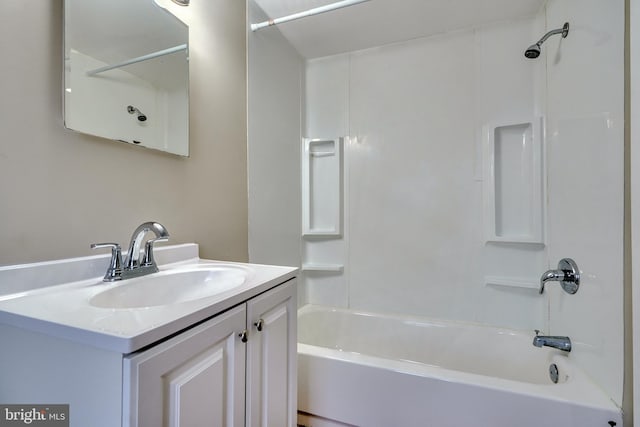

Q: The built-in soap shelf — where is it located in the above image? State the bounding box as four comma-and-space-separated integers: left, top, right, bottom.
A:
484, 275, 539, 290
482, 118, 544, 245
302, 137, 344, 237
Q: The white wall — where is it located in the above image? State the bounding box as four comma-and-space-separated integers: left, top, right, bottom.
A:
247, 0, 303, 303
304, 19, 549, 330
0, 0, 248, 266
545, 0, 625, 408
164, 87, 189, 154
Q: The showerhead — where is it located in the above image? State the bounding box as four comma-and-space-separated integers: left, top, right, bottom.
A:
524, 22, 569, 59
524, 44, 541, 59
127, 105, 147, 122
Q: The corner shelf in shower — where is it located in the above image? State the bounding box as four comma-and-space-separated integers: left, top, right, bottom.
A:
482, 118, 545, 245
301, 263, 344, 272
302, 137, 344, 238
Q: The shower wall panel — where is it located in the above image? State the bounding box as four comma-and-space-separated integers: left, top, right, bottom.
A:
305, 19, 547, 329
545, 0, 624, 407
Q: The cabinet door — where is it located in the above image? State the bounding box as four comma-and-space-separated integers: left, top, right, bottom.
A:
246, 279, 297, 427
123, 305, 247, 427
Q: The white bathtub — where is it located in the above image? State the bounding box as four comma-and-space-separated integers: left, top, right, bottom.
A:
297, 305, 622, 427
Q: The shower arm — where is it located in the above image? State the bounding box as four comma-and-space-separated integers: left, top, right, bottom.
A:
534, 23, 570, 47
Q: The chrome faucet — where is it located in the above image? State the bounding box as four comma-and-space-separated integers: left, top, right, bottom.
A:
124, 222, 170, 270
533, 330, 571, 352
539, 258, 580, 294
91, 221, 169, 282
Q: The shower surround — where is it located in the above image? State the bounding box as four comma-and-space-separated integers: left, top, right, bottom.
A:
248, 0, 625, 418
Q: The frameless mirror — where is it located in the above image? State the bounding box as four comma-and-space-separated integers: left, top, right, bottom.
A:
64, 0, 189, 156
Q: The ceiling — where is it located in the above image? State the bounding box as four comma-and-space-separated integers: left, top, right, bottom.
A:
252, 0, 546, 58
65, 0, 188, 89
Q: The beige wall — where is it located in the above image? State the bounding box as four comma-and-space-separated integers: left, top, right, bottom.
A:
0, 0, 248, 266
247, 0, 302, 268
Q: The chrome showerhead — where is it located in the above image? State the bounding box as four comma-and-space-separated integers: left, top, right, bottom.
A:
524, 22, 569, 59
524, 44, 541, 59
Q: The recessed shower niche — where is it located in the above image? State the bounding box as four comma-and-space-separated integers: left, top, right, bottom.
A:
483, 118, 544, 244
302, 138, 344, 237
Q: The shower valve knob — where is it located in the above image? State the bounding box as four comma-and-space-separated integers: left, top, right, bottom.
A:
539, 258, 580, 294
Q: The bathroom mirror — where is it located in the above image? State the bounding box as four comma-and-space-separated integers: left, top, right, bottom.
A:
64, 0, 189, 156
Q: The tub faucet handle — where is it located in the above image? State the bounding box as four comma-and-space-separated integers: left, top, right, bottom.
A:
539, 258, 580, 295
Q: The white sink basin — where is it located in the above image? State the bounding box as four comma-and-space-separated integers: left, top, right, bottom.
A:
89, 265, 251, 309
0, 244, 298, 353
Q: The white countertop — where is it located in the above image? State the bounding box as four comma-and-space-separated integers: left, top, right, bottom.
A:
0, 245, 297, 354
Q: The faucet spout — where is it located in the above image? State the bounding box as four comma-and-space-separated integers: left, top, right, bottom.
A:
125, 221, 170, 270
532, 332, 572, 352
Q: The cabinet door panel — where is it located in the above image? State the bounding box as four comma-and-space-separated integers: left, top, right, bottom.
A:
246, 279, 297, 427
124, 305, 246, 427
165, 346, 225, 426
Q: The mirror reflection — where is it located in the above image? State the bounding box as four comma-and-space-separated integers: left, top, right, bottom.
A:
64, 0, 189, 156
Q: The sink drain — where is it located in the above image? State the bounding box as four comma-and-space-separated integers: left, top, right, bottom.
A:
549, 363, 559, 383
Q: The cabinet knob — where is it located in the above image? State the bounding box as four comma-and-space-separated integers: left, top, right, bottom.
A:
254, 319, 264, 332
239, 330, 248, 343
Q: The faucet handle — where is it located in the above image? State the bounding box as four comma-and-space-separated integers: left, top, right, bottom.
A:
535, 329, 540, 336
141, 237, 168, 268
91, 242, 119, 250
539, 258, 580, 295
91, 243, 123, 282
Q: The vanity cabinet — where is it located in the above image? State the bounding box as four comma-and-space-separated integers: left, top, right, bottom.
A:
0, 278, 296, 427
123, 279, 297, 427
123, 305, 247, 427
